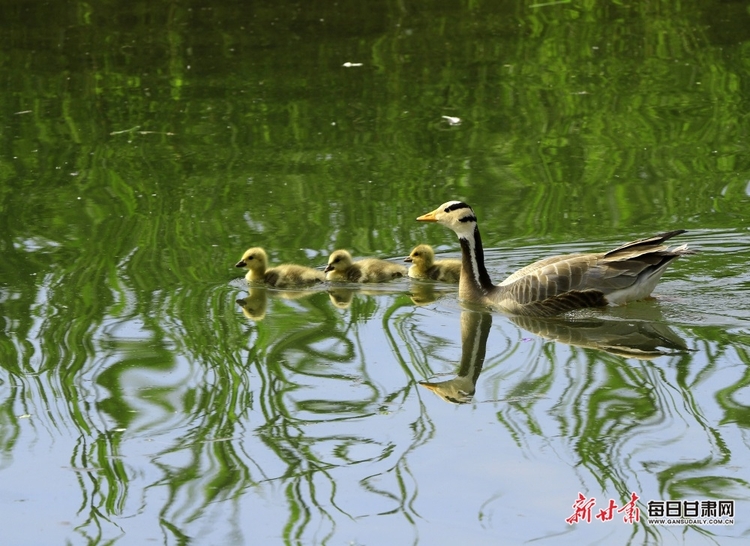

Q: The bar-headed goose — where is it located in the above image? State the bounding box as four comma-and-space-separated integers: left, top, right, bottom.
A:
235, 247, 325, 288
417, 201, 695, 316
325, 249, 407, 283
405, 244, 462, 283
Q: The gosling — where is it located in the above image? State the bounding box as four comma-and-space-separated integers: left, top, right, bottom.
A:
325, 249, 407, 283
405, 244, 462, 283
235, 247, 325, 288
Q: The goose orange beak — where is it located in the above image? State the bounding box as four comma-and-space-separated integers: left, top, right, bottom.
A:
416, 210, 438, 222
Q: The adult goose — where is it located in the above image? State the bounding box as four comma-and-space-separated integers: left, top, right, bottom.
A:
405, 244, 462, 283
235, 247, 325, 288
325, 249, 407, 283
417, 201, 694, 316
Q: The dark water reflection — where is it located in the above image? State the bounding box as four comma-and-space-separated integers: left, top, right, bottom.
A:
2, 0, 750, 544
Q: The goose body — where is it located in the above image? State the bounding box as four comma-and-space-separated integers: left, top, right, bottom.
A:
417, 201, 695, 316
235, 247, 325, 288
405, 244, 462, 283
325, 249, 407, 283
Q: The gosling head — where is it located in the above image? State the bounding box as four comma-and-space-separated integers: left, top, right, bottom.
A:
417, 201, 477, 239
235, 247, 269, 273
405, 244, 435, 267
325, 249, 354, 273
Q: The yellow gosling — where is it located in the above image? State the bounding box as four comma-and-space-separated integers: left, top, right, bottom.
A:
324, 249, 407, 283
405, 244, 461, 283
235, 247, 325, 288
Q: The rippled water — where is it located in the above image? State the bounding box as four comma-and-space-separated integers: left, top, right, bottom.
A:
5, 228, 750, 545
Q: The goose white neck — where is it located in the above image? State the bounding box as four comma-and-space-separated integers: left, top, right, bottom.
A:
458, 226, 495, 296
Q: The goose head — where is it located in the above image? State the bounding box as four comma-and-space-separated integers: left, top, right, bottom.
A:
417, 201, 477, 239
405, 244, 435, 267
324, 249, 354, 274
235, 247, 268, 274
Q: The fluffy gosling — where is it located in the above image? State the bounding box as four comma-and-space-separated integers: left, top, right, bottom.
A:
325, 249, 407, 283
235, 247, 325, 288
405, 244, 462, 283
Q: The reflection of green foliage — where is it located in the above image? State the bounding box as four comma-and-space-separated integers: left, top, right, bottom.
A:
1, 0, 748, 257
716, 358, 750, 427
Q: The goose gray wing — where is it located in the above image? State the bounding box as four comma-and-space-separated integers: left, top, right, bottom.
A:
496, 230, 694, 313
498, 253, 603, 303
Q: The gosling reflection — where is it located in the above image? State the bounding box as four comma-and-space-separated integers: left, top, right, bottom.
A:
236, 288, 267, 321
328, 287, 358, 309
327, 286, 409, 309
420, 310, 492, 404
408, 281, 456, 306
329, 282, 454, 308
511, 315, 690, 359
236, 287, 322, 321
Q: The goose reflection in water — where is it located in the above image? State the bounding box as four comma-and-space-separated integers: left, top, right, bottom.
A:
511, 314, 691, 360
420, 310, 492, 404
421, 310, 692, 404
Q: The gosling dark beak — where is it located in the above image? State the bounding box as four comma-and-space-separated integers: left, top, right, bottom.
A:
235, 260, 246, 268
404, 256, 413, 263
324, 264, 334, 273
